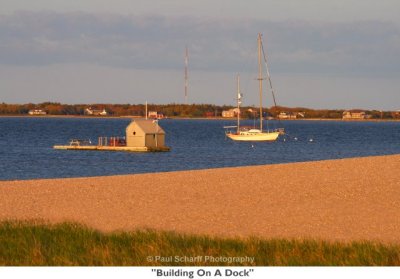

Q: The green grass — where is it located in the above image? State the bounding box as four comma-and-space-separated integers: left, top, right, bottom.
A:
0, 221, 399, 266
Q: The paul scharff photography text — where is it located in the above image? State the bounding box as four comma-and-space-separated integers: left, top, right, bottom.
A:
147, 255, 255, 264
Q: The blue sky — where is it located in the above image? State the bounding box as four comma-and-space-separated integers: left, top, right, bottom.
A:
0, 1, 399, 109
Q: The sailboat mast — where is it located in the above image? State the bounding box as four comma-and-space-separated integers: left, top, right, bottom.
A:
184, 46, 189, 104
258, 33, 263, 131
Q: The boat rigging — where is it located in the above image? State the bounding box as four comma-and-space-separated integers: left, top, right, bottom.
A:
224, 33, 284, 142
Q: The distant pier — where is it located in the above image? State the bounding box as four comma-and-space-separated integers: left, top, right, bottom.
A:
53, 145, 170, 152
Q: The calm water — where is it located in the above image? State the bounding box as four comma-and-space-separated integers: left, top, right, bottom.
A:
1, 117, 399, 180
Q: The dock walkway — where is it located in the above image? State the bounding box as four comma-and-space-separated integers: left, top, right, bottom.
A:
53, 145, 170, 152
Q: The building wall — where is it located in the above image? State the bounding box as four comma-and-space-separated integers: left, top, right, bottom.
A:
343, 112, 366, 119
126, 134, 146, 147
148, 111, 158, 118
222, 110, 235, 117
144, 134, 165, 148
126, 123, 145, 147
28, 110, 46, 115
125, 121, 165, 147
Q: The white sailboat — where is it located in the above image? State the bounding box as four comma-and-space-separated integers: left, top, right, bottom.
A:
225, 33, 283, 142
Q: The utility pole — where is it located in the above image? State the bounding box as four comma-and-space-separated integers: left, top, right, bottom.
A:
145, 101, 148, 120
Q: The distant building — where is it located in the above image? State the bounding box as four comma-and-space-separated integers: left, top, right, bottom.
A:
342, 110, 366, 119
204, 112, 215, 118
246, 108, 258, 118
277, 112, 304, 119
222, 110, 234, 118
222, 108, 240, 118
125, 120, 165, 148
148, 111, 164, 119
278, 112, 294, 119
85, 108, 108, 116
28, 109, 47, 115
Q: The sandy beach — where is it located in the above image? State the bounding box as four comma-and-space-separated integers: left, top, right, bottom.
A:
1, 154, 399, 243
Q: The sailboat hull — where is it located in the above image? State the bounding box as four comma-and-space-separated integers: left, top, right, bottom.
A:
226, 131, 279, 141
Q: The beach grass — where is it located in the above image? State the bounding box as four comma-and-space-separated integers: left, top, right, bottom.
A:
0, 221, 399, 266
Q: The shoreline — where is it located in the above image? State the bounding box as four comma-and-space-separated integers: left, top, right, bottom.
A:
1, 114, 399, 122
1, 153, 399, 182
1, 154, 400, 243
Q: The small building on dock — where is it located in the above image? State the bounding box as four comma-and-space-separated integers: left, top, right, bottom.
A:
54, 118, 169, 152
126, 119, 165, 148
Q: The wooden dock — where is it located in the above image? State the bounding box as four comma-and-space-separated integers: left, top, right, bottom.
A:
53, 145, 170, 152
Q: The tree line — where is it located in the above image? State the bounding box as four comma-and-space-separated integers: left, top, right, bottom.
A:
0, 102, 398, 119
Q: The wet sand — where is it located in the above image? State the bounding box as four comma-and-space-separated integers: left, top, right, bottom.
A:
1, 154, 399, 243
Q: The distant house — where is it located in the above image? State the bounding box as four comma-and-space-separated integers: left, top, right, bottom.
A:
246, 108, 258, 117
204, 111, 215, 118
125, 119, 165, 148
85, 108, 108, 116
28, 109, 46, 115
277, 112, 304, 119
222, 110, 234, 118
278, 112, 295, 119
222, 108, 240, 118
148, 111, 164, 119
342, 110, 367, 120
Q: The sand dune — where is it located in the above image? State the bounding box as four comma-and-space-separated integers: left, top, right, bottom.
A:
1, 155, 399, 243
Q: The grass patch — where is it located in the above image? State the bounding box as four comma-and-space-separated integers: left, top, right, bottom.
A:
0, 221, 399, 266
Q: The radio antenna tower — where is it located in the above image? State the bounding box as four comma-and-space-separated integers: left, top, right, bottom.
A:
184, 46, 189, 104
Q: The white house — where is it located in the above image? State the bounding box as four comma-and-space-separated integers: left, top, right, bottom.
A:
222, 108, 240, 118
342, 110, 366, 119
85, 108, 108, 116
28, 109, 47, 115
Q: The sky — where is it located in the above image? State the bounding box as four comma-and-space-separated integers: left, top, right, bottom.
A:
0, 0, 399, 109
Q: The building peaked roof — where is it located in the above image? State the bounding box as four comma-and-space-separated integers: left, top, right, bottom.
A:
127, 119, 165, 134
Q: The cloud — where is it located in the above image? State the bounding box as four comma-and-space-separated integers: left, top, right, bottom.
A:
0, 11, 399, 76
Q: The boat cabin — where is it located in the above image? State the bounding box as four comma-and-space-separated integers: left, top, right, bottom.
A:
125, 120, 165, 148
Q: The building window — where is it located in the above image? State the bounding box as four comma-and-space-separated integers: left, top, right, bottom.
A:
133, 131, 136, 135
